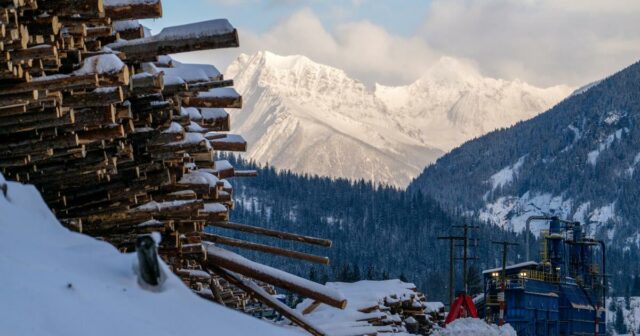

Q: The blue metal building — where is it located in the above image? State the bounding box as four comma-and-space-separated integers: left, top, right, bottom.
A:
481, 217, 606, 335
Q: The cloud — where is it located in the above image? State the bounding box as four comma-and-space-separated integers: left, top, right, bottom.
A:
177, 1, 640, 87
177, 8, 439, 86
421, 0, 640, 86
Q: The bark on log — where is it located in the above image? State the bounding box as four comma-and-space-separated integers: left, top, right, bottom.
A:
202, 233, 330, 265
204, 244, 346, 309
207, 221, 332, 247
209, 265, 327, 336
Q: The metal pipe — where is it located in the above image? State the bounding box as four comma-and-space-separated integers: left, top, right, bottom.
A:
525, 216, 553, 261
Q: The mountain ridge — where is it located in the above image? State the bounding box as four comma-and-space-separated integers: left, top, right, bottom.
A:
226, 51, 573, 187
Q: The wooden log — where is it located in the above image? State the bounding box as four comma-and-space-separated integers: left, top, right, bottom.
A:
0, 74, 99, 95
209, 265, 327, 336
104, 0, 162, 20
108, 20, 239, 62
202, 233, 330, 265
37, 0, 104, 16
10, 44, 57, 62
62, 86, 123, 108
207, 221, 332, 247
205, 244, 346, 309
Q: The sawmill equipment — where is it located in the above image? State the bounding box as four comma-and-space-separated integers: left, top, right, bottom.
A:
481, 216, 606, 335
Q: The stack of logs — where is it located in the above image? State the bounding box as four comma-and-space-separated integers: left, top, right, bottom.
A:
0, 1, 342, 335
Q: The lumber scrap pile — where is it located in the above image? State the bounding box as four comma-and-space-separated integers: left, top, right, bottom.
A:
295, 280, 441, 335
0, 1, 340, 334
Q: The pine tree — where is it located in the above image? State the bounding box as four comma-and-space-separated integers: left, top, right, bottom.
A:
615, 305, 628, 334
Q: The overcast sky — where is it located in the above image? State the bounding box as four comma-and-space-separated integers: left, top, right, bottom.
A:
144, 0, 640, 87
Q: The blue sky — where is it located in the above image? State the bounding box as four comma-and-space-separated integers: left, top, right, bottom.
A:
143, 0, 640, 87
144, 1, 430, 37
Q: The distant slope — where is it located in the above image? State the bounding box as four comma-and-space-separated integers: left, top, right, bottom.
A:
410, 60, 640, 249
225, 51, 571, 187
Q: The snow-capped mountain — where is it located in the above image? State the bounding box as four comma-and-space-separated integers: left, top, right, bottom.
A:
226, 51, 572, 187
410, 60, 640, 248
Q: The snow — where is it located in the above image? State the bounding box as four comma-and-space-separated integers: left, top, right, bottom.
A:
224, 51, 570, 187
162, 121, 184, 133
482, 261, 538, 274
74, 54, 125, 75
202, 203, 227, 213
181, 107, 203, 120
489, 156, 526, 191
587, 129, 625, 166
0, 175, 301, 336
179, 170, 219, 187
166, 132, 209, 147
294, 280, 421, 336
108, 19, 234, 49
198, 87, 240, 98
205, 244, 345, 302
432, 318, 517, 336
134, 199, 197, 212
201, 108, 228, 120
112, 20, 140, 31
210, 134, 245, 144
607, 297, 640, 335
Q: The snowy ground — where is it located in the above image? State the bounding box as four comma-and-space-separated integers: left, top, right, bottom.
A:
0, 175, 301, 336
432, 318, 517, 336
607, 297, 640, 335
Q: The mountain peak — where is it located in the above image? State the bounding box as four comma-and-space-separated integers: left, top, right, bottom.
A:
418, 56, 483, 85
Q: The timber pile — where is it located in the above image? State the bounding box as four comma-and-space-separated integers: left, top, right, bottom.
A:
296, 280, 441, 335
0, 1, 340, 335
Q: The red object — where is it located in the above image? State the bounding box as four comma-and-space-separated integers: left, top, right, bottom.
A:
445, 292, 478, 324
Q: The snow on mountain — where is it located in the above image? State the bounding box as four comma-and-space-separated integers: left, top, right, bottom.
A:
226, 51, 571, 187
375, 57, 572, 151
0, 175, 300, 336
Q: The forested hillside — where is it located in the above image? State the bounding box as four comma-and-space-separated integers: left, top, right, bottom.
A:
215, 155, 531, 302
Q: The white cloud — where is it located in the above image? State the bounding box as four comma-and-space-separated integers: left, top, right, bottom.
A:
178, 1, 640, 87
421, 0, 640, 86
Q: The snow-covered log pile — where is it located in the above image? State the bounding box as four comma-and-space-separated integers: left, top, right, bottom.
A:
431, 318, 516, 336
0, 1, 337, 334
295, 280, 443, 335
0, 174, 301, 336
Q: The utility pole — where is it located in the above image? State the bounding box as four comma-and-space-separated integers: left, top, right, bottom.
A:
491, 240, 518, 326
438, 235, 464, 307
453, 224, 479, 294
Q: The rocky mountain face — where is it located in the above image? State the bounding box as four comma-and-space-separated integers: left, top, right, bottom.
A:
226, 51, 571, 187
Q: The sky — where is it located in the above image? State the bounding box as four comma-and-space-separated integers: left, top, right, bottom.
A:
143, 0, 640, 88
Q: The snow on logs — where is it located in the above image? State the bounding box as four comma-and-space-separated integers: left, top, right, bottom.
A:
205, 244, 347, 309
108, 19, 238, 62
0, 0, 342, 332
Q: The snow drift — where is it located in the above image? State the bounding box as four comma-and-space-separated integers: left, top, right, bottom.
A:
432, 318, 517, 336
0, 174, 300, 336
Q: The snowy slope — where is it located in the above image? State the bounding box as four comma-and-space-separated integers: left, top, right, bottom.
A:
0, 175, 301, 336
226, 51, 571, 187
607, 297, 640, 336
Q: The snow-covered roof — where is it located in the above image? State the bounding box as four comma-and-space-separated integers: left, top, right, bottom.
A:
482, 261, 538, 274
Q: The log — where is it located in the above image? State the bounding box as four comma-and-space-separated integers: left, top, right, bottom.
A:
37, 0, 104, 16
204, 244, 346, 309
108, 20, 239, 62
207, 221, 332, 247
104, 0, 162, 20
202, 233, 330, 265
0, 74, 99, 95
209, 265, 327, 336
